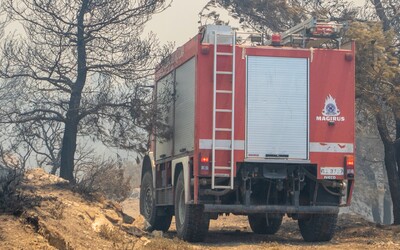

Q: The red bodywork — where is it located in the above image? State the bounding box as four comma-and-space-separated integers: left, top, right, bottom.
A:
154, 33, 355, 204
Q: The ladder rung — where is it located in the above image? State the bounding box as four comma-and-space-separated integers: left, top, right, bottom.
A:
216, 71, 233, 75
216, 52, 233, 56
214, 173, 230, 177
215, 128, 232, 132
214, 186, 232, 189
215, 33, 234, 37
216, 109, 232, 113
214, 166, 231, 170
214, 146, 231, 150
216, 89, 233, 94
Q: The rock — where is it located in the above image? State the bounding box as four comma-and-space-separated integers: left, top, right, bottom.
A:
105, 210, 121, 224
85, 211, 96, 221
26, 174, 35, 180
133, 240, 144, 250
104, 201, 123, 213
121, 225, 144, 237
143, 220, 151, 231
131, 188, 140, 199
113, 203, 123, 213
91, 216, 113, 232
133, 215, 149, 231
122, 213, 134, 224
152, 230, 163, 237
140, 236, 151, 245
39, 175, 48, 181
391, 225, 400, 233
133, 236, 151, 250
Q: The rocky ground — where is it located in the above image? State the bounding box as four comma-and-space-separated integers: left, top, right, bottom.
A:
125, 198, 400, 249
0, 169, 142, 250
1, 169, 400, 249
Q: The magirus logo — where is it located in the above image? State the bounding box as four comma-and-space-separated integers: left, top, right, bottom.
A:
316, 94, 345, 122
322, 95, 340, 116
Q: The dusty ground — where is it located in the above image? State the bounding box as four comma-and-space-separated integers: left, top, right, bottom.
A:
124, 198, 400, 249
1, 169, 400, 249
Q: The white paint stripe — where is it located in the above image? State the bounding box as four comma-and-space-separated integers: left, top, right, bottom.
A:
199, 139, 245, 150
200, 140, 353, 153
310, 142, 354, 153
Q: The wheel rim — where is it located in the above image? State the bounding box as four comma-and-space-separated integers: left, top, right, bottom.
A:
178, 188, 186, 224
144, 187, 152, 216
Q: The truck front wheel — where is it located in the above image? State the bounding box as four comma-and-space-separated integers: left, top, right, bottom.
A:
174, 171, 210, 242
248, 214, 283, 235
298, 213, 338, 242
139, 171, 172, 232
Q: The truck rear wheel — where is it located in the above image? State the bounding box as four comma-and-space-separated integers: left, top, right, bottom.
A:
248, 214, 283, 235
298, 213, 338, 242
140, 171, 172, 232
174, 172, 210, 242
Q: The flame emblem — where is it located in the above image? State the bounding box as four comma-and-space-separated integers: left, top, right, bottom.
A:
322, 94, 340, 116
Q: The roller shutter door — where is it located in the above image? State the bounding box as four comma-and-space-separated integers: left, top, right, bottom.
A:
246, 56, 309, 160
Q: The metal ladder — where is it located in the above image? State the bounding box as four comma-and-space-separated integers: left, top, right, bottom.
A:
211, 30, 236, 189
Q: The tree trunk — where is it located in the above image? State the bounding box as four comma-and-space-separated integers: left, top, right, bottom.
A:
383, 188, 393, 224
59, 0, 89, 183
373, 0, 391, 32
369, 169, 382, 223
60, 116, 79, 182
50, 162, 60, 175
395, 114, 400, 183
371, 199, 382, 224
376, 113, 400, 224
373, 0, 400, 225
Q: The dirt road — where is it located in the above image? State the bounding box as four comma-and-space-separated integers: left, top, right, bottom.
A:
122, 199, 400, 249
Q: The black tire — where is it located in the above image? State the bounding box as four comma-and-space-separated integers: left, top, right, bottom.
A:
298, 213, 338, 242
140, 171, 172, 232
248, 214, 283, 235
174, 172, 210, 242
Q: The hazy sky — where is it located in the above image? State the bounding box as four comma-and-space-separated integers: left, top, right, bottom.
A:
145, 0, 209, 46
146, 0, 366, 46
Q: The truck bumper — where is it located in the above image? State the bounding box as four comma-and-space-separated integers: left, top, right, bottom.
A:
203, 204, 339, 214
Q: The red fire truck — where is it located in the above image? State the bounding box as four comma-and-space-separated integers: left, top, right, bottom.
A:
140, 17, 355, 242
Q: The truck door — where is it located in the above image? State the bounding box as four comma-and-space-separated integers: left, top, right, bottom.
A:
246, 56, 309, 160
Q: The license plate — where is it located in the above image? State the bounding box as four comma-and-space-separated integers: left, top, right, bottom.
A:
320, 167, 344, 175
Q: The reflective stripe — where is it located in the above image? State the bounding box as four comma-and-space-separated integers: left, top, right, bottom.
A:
310, 142, 353, 153
199, 139, 245, 150
200, 140, 353, 153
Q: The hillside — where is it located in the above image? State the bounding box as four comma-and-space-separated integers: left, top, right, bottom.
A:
1, 169, 400, 249
0, 169, 145, 249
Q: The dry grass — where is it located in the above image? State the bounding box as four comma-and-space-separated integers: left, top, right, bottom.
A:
99, 224, 124, 242
75, 160, 132, 202
49, 201, 66, 220
0, 169, 24, 214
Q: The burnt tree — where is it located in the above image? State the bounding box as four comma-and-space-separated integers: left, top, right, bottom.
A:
0, 0, 172, 182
